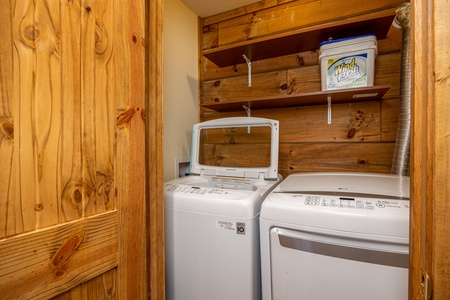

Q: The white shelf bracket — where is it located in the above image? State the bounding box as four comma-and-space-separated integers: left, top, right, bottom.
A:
327, 96, 332, 125
243, 105, 251, 133
242, 54, 252, 87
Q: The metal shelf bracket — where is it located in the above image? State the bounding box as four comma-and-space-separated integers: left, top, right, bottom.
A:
243, 105, 251, 133
242, 54, 252, 87
327, 96, 332, 124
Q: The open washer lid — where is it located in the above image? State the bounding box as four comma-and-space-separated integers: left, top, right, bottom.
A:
190, 117, 279, 179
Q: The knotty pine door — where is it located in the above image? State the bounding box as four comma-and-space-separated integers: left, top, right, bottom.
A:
0, 0, 159, 298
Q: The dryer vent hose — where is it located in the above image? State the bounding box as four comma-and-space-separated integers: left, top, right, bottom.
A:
391, 2, 411, 176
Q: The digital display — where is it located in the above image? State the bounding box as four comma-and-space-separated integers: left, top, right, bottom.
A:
339, 197, 355, 201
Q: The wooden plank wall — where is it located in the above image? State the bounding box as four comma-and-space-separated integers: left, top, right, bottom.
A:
0, 0, 147, 298
200, 0, 406, 178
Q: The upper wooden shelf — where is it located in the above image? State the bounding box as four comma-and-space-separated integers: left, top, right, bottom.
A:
201, 85, 390, 112
203, 12, 396, 68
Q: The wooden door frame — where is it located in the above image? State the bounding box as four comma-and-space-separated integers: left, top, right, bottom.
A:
146, 0, 165, 298
410, 0, 433, 298
143, 0, 450, 298
411, 0, 450, 299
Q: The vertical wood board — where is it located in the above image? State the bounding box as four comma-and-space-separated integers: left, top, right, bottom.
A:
147, 0, 166, 297
432, 0, 450, 297
113, 0, 147, 298
81, 0, 116, 217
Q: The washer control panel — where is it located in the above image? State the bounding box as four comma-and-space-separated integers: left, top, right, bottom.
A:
166, 184, 228, 196
286, 194, 410, 212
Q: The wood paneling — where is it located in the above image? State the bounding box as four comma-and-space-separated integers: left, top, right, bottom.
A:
203, 0, 297, 26
279, 143, 395, 174
202, 27, 402, 81
204, 2, 402, 50
200, 0, 404, 178
204, 13, 396, 68
202, 52, 400, 106
201, 86, 390, 112
0, 0, 86, 234
203, 70, 287, 104
203, 101, 383, 141
201, 144, 272, 168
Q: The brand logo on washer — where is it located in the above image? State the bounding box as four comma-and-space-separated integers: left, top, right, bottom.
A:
236, 222, 245, 235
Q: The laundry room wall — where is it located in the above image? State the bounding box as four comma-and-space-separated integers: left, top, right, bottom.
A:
163, 0, 199, 181
199, 0, 405, 179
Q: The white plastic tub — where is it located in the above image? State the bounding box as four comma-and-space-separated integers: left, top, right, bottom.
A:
319, 34, 378, 90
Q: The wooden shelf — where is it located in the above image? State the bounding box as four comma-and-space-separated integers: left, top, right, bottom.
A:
201, 85, 390, 112
203, 12, 396, 68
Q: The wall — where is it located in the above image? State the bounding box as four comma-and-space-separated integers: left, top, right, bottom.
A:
163, 0, 199, 181
199, 0, 405, 178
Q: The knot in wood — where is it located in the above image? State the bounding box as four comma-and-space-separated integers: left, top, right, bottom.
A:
96, 171, 114, 198
117, 108, 136, 126
203, 25, 215, 33
25, 26, 39, 41
0, 118, 14, 142
62, 181, 88, 217
68, 188, 84, 211
95, 22, 109, 55
50, 233, 85, 269
297, 55, 305, 66
347, 128, 356, 139
73, 189, 82, 203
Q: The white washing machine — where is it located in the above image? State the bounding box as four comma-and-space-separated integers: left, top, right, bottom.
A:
260, 172, 410, 300
165, 117, 281, 300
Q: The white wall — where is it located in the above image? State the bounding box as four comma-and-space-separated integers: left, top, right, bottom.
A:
163, 0, 199, 181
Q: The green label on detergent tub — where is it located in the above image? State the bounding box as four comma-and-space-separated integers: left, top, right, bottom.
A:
327, 53, 367, 89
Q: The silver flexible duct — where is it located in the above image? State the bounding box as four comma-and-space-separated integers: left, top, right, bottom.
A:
391, 3, 411, 175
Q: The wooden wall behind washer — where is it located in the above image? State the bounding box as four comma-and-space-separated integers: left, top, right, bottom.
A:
199, 0, 405, 178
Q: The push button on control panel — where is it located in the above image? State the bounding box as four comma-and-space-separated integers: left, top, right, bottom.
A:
305, 196, 320, 206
